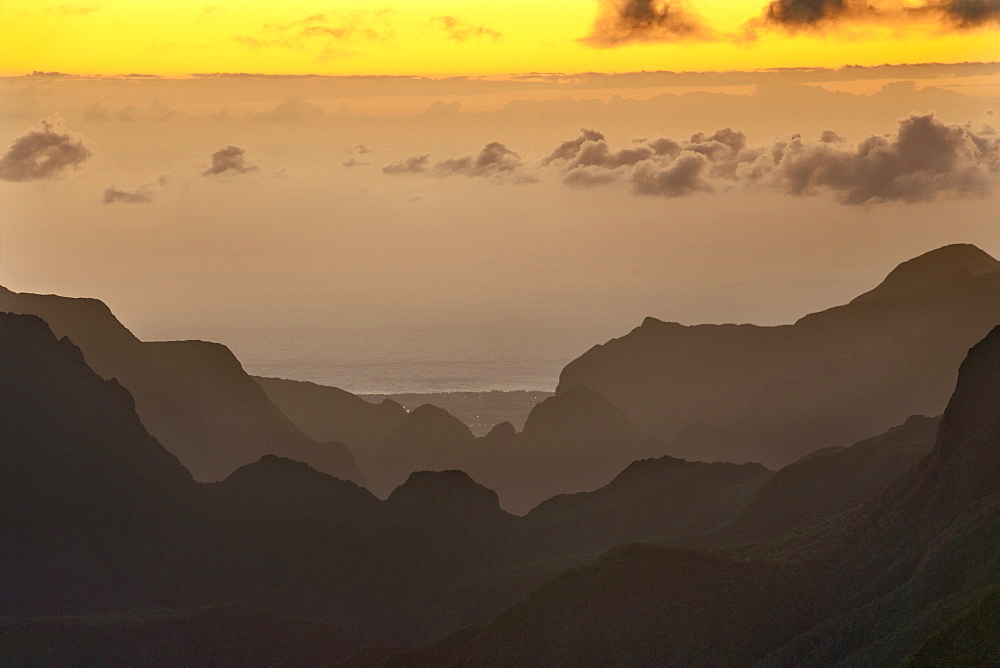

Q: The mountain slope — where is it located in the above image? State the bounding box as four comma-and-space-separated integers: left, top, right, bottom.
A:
395, 325, 1000, 665
0, 289, 361, 484
557, 244, 1000, 467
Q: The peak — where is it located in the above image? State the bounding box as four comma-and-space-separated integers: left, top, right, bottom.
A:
485, 421, 517, 441
852, 244, 1000, 304
396, 404, 472, 437
386, 469, 502, 511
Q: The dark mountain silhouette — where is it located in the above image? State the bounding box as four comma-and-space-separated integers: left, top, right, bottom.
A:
714, 414, 938, 545
254, 375, 406, 477
375, 405, 480, 495
388, 325, 1000, 665
0, 312, 196, 615
0, 288, 362, 484
0, 605, 375, 666
903, 587, 1000, 665
469, 386, 654, 514
5, 308, 997, 664
557, 244, 1000, 467
851, 243, 999, 303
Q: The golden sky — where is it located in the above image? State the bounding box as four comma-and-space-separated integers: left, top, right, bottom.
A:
1, 0, 997, 77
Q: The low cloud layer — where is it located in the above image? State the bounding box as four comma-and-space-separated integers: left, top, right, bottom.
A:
0, 121, 91, 182
103, 186, 153, 204
543, 114, 1000, 203
384, 143, 529, 181
203, 145, 257, 176
584, 0, 712, 45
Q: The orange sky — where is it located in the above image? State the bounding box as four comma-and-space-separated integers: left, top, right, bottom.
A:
1, 0, 998, 76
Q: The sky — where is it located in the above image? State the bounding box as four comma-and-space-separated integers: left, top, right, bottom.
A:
0, 1, 999, 392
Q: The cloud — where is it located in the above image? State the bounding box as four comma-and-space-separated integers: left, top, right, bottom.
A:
752, 0, 1000, 32
768, 113, 999, 203
342, 158, 368, 168
382, 155, 430, 175
0, 120, 91, 182
383, 143, 531, 182
431, 16, 501, 41
234, 11, 393, 59
761, 0, 860, 27
543, 114, 1000, 203
543, 128, 608, 165
256, 96, 325, 122
343, 144, 373, 154
631, 152, 713, 196
939, 0, 1000, 27
433, 142, 524, 177
103, 186, 153, 204
203, 145, 257, 176
583, 0, 714, 46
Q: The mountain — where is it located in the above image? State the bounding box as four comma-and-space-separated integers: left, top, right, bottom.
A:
6, 308, 993, 664
0, 605, 375, 666
851, 243, 1000, 303
374, 405, 480, 495
903, 587, 1000, 665
0, 312, 196, 615
557, 244, 1000, 467
714, 414, 938, 545
468, 386, 654, 514
254, 375, 406, 477
392, 325, 1000, 664
0, 288, 362, 484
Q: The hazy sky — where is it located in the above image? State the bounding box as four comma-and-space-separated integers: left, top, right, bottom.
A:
0, 2, 998, 391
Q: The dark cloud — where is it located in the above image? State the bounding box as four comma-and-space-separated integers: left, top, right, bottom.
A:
431, 16, 501, 41
542, 128, 607, 165
203, 145, 257, 176
382, 155, 430, 175
434, 142, 524, 178
542, 113, 999, 203
544, 127, 743, 192
103, 186, 153, 204
762, 0, 856, 26
769, 113, 999, 203
343, 144, 372, 154
0, 120, 91, 182
342, 157, 367, 168
940, 0, 1000, 26
631, 152, 713, 196
584, 0, 713, 46
383, 143, 528, 181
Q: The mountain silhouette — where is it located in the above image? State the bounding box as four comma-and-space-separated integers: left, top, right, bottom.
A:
851, 243, 1000, 304
4, 309, 995, 663
714, 414, 938, 545
0, 288, 362, 484
254, 375, 406, 480
557, 244, 1000, 467
401, 325, 1000, 664
0, 312, 196, 615
375, 405, 479, 495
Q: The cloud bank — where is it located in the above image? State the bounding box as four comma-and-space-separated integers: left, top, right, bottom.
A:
0, 120, 91, 182
543, 114, 1000, 203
